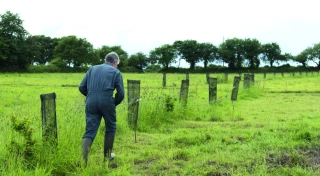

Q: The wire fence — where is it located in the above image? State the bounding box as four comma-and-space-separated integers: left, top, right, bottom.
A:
2, 71, 320, 147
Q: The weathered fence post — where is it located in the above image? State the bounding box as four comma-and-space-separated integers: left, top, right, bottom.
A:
281, 72, 284, 77
244, 73, 250, 89
239, 72, 242, 80
179, 80, 189, 107
162, 72, 166, 87
208, 77, 217, 103
231, 76, 240, 101
40, 92, 58, 147
127, 80, 140, 142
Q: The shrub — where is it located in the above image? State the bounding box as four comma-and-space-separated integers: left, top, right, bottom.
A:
8, 116, 36, 161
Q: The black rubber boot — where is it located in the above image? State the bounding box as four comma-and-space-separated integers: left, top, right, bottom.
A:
104, 134, 115, 162
82, 138, 92, 166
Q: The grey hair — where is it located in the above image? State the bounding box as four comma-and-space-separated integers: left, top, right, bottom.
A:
105, 52, 120, 64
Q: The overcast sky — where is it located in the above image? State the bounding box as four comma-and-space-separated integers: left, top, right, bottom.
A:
1, 0, 320, 66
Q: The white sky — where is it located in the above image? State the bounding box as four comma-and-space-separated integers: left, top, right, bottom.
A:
1, 0, 320, 66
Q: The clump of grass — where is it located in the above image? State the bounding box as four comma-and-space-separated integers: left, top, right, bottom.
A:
266, 149, 308, 168
172, 150, 190, 161
238, 85, 265, 100
164, 94, 176, 112
209, 116, 223, 122
295, 131, 312, 142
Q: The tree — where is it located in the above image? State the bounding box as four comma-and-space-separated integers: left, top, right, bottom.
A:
278, 53, 293, 66
294, 48, 310, 67
261, 43, 281, 67
218, 38, 244, 69
54, 36, 96, 67
49, 57, 67, 68
173, 40, 201, 70
0, 35, 9, 63
242, 38, 261, 69
96, 45, 128, 68
0, 11, 29, 69
308, 43, 320, 68
149, 44, 177, 70
198, 42, 218, 70
26, 35, 59, 65
128, 52, 149, 71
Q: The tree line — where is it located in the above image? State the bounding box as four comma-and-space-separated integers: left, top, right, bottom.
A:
1, 11, 320, 73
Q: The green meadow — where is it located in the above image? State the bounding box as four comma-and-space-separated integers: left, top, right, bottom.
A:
1, 72, 320, 176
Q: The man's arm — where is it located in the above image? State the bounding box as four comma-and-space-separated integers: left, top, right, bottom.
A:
114, 72, 125, 106
79, 71, 89, 96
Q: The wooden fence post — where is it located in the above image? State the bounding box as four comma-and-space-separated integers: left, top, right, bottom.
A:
40, 92, 58, 147
231, 76, 240, 101
127, 80, 140, 142
208, 77, 217, 103
180, 80, 189, 107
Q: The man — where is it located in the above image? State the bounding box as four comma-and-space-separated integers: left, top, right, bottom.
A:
79, 52, 125, 165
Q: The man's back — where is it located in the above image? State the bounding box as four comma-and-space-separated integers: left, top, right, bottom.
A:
86, 63, 120, 93
79, 62, 124, 106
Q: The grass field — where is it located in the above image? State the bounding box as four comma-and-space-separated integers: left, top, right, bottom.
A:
1, 72, 320, 175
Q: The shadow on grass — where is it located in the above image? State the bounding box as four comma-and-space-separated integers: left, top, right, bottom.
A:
266, 146, 320, 171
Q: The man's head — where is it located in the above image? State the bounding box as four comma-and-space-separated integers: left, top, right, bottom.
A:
105, 52, 120, 67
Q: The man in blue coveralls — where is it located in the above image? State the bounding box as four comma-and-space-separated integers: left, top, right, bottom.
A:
79, 52, 125, 165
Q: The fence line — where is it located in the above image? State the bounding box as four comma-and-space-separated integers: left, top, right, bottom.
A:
5, 72, 320, 138
124, 99, 225, 106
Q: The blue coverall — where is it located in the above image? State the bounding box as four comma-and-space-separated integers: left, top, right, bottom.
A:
79, 63, 124, 141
